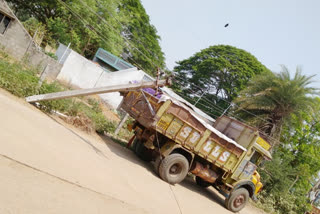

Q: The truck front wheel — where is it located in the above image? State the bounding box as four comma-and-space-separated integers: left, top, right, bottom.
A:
159, 153, 189, 184
154, 156, 162, 175
225, 188, 249, 212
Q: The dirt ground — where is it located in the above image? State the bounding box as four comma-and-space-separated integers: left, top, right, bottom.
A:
0, 89, 266, 214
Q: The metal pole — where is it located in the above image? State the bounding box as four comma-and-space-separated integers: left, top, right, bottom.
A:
220, 104, 232, 117
194, 89, 207, 106
59, 43, 71, 64
24, 27, 38, 57
37, 64, 49, 88
114, 113, 129, 135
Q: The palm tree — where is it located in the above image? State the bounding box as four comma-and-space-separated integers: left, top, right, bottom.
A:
234, 66, 319, 145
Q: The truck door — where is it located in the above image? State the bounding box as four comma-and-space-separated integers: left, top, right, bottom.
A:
232, 150, 260, 180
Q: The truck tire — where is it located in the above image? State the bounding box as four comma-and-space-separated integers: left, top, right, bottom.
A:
135, 140, 153, 162
154, 156, 162, 175
159, 153, 189, 184
225, 188, 249, 212
131, 138, 138, 152
195, 176, 211, 188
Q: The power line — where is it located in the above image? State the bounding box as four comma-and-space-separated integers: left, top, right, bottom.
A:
56, 0, 150, 72
172, 76, 287, 145
58, 0, 224, 121
57, 0, 290, 148
173, 75, 272, 125
94, 0, 159, 59
173, 90, 222, 118
62, 0, 307, 146
77, 0, 162, 72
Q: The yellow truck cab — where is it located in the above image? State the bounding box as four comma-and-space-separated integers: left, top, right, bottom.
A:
121, 90, 272, 212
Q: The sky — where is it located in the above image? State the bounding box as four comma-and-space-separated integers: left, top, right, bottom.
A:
140, 0, 320, 88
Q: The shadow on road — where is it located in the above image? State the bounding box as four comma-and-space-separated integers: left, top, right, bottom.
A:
47, 115, 109, 159
179, 176, 226, 208
99, 134, 227, 210
98, 135, 157, 176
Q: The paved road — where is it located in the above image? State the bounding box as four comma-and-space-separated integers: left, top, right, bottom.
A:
0, 89, 265, 214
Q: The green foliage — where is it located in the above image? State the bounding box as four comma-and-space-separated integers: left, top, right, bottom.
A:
172, 45, 269, 118
45, 52, 58, 60
0, 57, 116, 134
235, 66, 319, 140
23, 17, 47, 39
87, 98, 102, 113
0, 60, 39, 97
38, 82, 73, 113
257, 103, 320, 214
119, 0, 165, 75
7, 0, 59, 22
8, 0, 165, 73
89, 112, 117, 134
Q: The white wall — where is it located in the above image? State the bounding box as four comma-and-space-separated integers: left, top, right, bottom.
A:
95, 69, 146, 108
57, 51, 104, 88
57, 50, 148, 109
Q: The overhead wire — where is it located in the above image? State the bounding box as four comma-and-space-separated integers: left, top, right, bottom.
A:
63, 0, 276, 130
77, 0, 162, 71
58, 0, 292, 149
173, 75, 272, 125
56, 0, 151, 72
172, 90, 222, 118
72, 0, 241, 122
94, 0, 159, 59
171, 85, 226, 113
173, 75, 275, 127
172, 76, 289, 146
64, 0, 290, 138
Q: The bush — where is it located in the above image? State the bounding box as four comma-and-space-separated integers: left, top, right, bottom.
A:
0, 60, 38, 97
0, 57, 117, 135
90, 112, 117, 134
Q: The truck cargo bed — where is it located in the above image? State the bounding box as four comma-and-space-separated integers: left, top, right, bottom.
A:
121, 90, 246, 172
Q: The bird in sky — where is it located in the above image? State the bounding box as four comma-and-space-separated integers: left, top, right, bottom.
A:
224, 23, 229, 27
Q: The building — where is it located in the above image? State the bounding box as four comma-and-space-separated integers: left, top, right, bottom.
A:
93, 48, 135, 72
0, 0, 61, 79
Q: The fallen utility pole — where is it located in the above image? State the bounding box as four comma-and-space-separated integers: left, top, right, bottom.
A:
26, 79, 170, 103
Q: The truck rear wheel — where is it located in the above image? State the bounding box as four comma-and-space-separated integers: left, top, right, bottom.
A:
225, 188, 249, 212
135, 140, 153, 162
131, 138, 138, 151
195, 176, 211, 188
159, 153, 189, 184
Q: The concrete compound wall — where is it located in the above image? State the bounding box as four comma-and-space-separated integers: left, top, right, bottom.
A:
0, 0, 62, 79
57, 49, 151, 109
57, 51, 104, 89
95, 68, 150, 108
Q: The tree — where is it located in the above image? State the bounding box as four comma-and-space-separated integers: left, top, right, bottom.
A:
259, 100, 320, 213
172, 45, 269, 118
6, 0, 60, 22
235, 66, 319, 141
119, 0, 165, 76
7, 0, 166, 68
8, 0, 125, 57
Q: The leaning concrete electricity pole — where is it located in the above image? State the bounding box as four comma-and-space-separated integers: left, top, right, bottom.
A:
26, 79, 170, 103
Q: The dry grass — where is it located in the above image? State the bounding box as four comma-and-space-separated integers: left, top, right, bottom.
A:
62, 112, 94, 133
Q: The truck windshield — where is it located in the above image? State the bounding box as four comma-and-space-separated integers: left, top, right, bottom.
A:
250, 151, 261, 165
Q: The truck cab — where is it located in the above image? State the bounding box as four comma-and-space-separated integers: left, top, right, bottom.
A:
213, 116, 272, 211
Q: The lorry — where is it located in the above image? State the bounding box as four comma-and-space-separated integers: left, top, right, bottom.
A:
121, 88, 272, 212
26, 79, 272, 212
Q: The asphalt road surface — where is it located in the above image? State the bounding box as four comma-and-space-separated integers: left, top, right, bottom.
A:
0, 89, 265, 214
